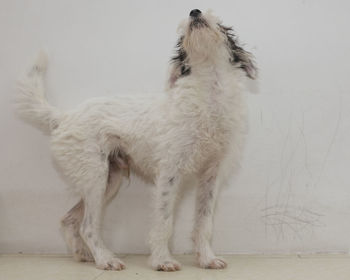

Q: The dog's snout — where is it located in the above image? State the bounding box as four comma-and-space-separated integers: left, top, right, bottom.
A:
189, 9, 201, 18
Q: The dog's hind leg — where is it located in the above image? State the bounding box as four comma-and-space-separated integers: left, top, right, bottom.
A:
61, 199, 94, 262
193, 163, 227, 269
77, 164, 125, 271
61, 167, 123, 263
149, 170, 182, 271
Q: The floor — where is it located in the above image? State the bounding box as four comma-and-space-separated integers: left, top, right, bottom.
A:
1, 254, 350, 280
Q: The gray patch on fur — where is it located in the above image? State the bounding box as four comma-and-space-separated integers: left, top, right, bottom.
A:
198, 207, 211, 217
162, 191, 169, 196
160, 201, 168, 211
168, 177, 175, 184
100, 151, 107, 161
160, 201, 171, 219
207, 176, 214, 183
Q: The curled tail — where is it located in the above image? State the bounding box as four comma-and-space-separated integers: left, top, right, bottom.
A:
16, 51, 61, 134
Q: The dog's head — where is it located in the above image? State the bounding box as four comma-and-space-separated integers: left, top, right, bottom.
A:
168, 9, 257, 88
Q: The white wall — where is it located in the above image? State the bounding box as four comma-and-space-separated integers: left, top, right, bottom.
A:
1, 0, 350, 255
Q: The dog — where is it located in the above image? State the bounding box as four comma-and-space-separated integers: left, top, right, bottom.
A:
16, 9, 257, 271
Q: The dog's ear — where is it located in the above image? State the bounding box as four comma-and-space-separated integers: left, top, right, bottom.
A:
220, 25, 258, 80
231, 45, 257, 80
166, 36, 191, 89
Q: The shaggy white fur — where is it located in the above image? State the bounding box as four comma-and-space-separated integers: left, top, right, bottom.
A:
16, 10, 256, 271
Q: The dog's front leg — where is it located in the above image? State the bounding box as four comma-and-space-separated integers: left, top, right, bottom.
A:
193, 163, 227, 269
149, 172, 182, 271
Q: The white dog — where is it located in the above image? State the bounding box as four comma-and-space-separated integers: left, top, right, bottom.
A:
16, 9, 257, 271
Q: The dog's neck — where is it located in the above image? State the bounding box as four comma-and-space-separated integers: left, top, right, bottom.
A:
190, 46, 238, 82
167, 55, 244, 127
168, 45, 244, 114
191, 58, 242, 96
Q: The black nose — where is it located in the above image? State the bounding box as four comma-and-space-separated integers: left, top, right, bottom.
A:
190, 9, 201, 18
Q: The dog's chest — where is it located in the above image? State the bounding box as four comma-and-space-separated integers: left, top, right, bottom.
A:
193, 83, 235, 161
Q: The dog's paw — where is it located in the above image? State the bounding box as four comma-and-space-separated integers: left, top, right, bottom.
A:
156, 260, 181, 272
150, 258, 181, 272
199, 257, 227, 269
96, 257, 126, 271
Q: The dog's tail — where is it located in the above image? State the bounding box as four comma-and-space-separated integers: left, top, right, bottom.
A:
16, 51, 61, 134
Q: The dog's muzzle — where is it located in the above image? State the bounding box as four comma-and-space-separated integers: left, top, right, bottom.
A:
189, 9, 208, 30
189, 9, 202, 18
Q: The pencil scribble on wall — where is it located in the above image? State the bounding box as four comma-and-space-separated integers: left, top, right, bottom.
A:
261, 95, 342, 240
261, 204, 324, 240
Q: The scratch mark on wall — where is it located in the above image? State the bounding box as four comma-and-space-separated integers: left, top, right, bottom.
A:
298, 110, 313, 180
260, 97, 343, 240
261, 204, 324, 240
312, 96, 342, 188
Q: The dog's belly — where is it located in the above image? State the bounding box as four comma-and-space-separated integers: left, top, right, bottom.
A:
123, 140, 158, 183
112, 113, 232, 179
